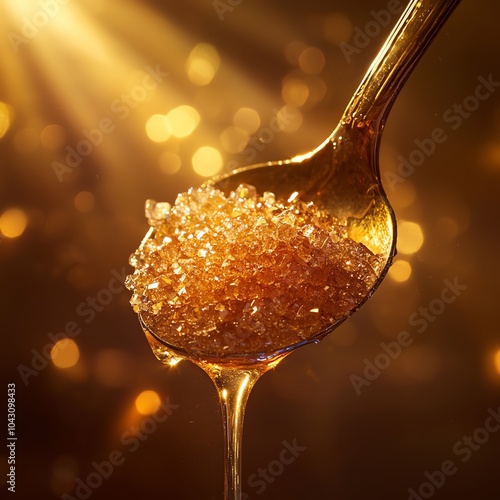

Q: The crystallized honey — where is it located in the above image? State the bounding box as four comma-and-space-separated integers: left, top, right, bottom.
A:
126, 184, 382, 357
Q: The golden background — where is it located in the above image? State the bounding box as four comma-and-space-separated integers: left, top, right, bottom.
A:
1, 0, 499, 499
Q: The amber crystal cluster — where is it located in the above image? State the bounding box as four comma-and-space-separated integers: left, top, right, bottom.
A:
126, 184, 382, 358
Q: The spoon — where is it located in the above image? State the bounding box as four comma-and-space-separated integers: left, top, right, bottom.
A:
139, 0, 461, 362
134, 0, 461, 498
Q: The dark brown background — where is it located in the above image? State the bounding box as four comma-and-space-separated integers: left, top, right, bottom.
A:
1, 1, 499, 499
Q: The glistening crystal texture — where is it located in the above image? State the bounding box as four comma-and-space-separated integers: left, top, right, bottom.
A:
126, 184, 382, 358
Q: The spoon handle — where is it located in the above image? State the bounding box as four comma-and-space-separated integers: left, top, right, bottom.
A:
341, 0, 461, 132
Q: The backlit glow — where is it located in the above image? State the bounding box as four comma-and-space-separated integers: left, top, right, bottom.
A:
192, 146, 223, 177
282, 78, 310, 107
186, 43, 220, 86
146, 114, 171, 143
298, 47, 325, 75
135, 390, 161, 415
51, 339, 80, 369
388, 259, 412, 283
0, 208, 28, 238
167, 105, 200, 138
233, 107, 260, 134
398, 221, 424, 254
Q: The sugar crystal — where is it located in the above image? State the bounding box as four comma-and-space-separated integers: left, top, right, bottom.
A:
126, 184, 383, 358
